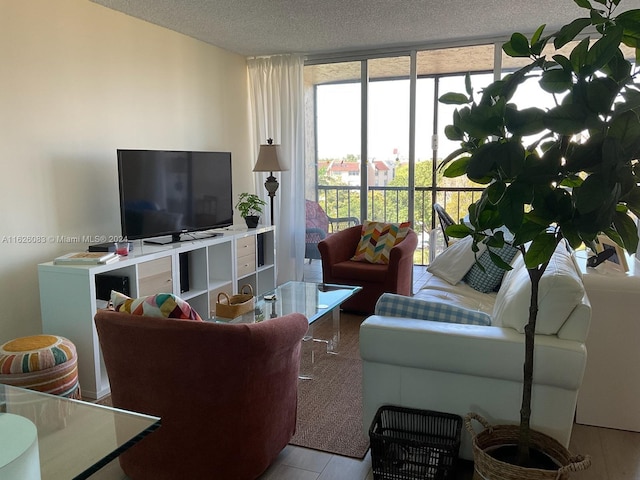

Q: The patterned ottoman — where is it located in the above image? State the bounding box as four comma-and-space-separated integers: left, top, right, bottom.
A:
0, 335, 81, 399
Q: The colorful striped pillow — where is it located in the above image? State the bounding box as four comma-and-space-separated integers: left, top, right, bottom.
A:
352, 220, 411, 264
111, 291, 203, 321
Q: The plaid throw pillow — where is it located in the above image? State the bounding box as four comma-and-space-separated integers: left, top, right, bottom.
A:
374, 293, 491, 326
352, 220, 411, 264
464, 244, 519, 293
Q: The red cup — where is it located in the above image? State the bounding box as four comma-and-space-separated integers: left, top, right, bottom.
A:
115, 242, 129, 256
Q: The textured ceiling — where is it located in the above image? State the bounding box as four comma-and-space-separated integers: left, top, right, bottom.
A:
90, 0, 639, 57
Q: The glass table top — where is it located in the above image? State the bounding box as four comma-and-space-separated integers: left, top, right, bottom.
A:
0, 383, 160, 480
212, 281, 361, 324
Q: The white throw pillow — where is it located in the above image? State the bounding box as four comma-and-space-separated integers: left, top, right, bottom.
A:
427, 236, 487, 285
492, 241, 585, 335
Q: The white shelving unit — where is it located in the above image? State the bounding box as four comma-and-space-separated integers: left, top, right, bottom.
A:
38, 226, 275, 400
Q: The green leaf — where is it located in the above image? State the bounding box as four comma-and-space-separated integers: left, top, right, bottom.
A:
552, 54, 574, 72
573, 0, 592, 8
586, 25, 624, 72
560, 175, 584, 188
575, 174, 608, 214
459, 104, 503, 139
439, 92, 470, 105
616, 9, 640, 31
440, 147, 469, 168
488, 249, 513, 270
586, 76, 620, 113
505, 106, 546, 136
590, 9, 607, 24
498, 182, 533, 231
609, 110, 640, 155
504, 32, 531, 57
513, 219, 546, 245
622, 184, 640, 218
615, 88, 640, 115
465, 72, 473, 97
543, 103, 588, 135
524, 233, 558, 269
554, 18, 592, 49
531, 25, 548, 55
559, 221, 583, 249
442, 156, 470, 177
540, 69, 573, 93
613, 210, 639, 254
444, 124, 464, 141
486, 181, 506, 205
445, 224, 473, 238
496, 140, 526, 178
570, 37, 590, 73
467, 143, 498, 180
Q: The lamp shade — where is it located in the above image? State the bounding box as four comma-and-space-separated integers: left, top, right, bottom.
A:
253, 141, 287, 172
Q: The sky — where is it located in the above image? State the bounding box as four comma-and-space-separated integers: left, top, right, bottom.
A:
316, 72, 558, 164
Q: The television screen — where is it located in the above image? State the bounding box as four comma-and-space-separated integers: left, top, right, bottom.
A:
117, 150, 233, 243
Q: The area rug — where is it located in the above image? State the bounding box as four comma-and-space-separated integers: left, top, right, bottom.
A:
289, 312, 370, 459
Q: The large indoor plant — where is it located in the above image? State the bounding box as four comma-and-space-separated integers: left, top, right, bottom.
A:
235, 193, 267, 228
439, 0, 640, 473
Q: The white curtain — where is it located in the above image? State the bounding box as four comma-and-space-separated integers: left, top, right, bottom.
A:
248, 54, 305, 283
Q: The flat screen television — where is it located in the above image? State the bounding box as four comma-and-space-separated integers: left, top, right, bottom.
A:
117, 149, 233, 244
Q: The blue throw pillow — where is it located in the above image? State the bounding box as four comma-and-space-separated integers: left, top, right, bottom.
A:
464, 244, 519, 293
374, 293, 491, 326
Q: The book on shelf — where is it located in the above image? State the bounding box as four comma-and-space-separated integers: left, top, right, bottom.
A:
54, 251, 119, 265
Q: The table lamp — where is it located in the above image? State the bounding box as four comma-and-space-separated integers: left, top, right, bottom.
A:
253, 139, 287, 225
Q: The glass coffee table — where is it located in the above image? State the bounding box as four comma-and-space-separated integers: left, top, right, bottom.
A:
212, 281, 361, 377
0, 383, 160, 479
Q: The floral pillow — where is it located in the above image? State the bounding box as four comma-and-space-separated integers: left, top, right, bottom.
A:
352, 220, 411, 264
110, 291, 203, 321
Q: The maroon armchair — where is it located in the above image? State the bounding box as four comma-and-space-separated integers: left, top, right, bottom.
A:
94, 310, 308, 480
318, 225, 418, 314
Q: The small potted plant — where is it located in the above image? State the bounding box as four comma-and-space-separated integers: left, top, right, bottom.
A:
235, 193, 267, 228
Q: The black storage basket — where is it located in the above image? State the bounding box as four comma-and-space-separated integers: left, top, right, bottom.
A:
369, 405, 462, 480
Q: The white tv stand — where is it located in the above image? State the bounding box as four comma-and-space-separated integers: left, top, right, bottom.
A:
38, 226, 275, 400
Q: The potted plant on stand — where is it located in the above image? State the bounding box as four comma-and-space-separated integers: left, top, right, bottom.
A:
439, 0, 640, 477
236, 193, 267, 228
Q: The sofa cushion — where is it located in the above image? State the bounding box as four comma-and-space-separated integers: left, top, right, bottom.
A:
352, 220, 411, 264
492, 241, 584, 335
416, 273, 497, 315
375, 293, 491, 326
427, 236, 487, 285
111, 291, 203, 321
464, 244, 520, 293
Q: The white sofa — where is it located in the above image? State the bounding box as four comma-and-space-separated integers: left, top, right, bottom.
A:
360, 239, 591, 460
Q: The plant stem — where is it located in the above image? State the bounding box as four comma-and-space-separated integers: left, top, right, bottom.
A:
517, 264, 546, 465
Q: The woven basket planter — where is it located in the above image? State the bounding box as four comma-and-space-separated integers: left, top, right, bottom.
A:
465, 413, 591, 480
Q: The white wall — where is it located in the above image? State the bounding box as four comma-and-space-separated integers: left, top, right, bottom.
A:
0, 0, 254, 341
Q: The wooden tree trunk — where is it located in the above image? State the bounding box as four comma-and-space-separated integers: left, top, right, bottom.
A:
517, 266, 545, 465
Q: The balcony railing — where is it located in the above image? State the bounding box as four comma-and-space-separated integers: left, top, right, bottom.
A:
315, 185, 483, 265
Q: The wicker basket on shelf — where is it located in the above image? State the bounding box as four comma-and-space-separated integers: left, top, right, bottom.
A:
216, 284, 254, 318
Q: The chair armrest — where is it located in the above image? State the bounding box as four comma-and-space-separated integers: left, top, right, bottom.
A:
318, 225, 362, 266
359, 315, 587, 390
305, 227, 327, 239
328, 216, 360, 231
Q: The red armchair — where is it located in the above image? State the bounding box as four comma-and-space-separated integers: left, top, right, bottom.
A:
94, 310, 308, 480
318, 225, 418, 314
